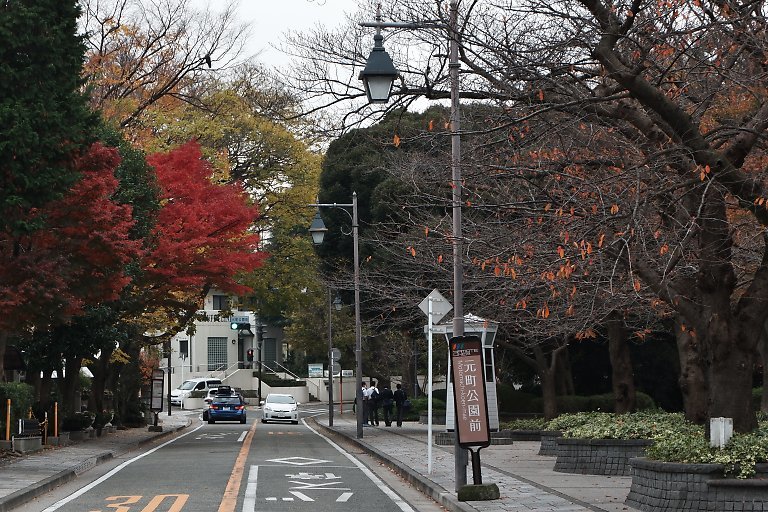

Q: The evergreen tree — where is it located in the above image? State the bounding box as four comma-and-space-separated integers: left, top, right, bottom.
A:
0, 0, 98, 235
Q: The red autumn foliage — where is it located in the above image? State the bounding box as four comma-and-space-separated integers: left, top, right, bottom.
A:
0, 143, 140, 331
143, 141, 264, 297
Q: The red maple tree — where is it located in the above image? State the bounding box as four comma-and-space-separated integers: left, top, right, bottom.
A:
0, 143, 140, 332
141, 140, 264, 305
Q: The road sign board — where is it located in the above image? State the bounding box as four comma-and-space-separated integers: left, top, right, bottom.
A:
418, 289, 453, 324
330, 347, 341, 361
331, 362, 341, 376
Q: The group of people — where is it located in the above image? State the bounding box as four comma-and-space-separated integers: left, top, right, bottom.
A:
360, 380, 408, 427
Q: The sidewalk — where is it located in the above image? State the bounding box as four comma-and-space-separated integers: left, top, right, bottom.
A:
315, 412, 635, 512
0, 410, 195, 512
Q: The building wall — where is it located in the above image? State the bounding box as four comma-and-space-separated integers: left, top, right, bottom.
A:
167, 290, 284, 390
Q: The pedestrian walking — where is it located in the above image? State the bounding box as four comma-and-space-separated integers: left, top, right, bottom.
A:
379, 385, 394, 426
367, 380, 380, 426
361, 381, 370, 425
393, 383, 408, 427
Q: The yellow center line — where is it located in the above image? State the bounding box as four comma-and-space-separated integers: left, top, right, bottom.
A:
217, 419, 258, 512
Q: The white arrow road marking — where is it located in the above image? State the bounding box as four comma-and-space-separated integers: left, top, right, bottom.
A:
266, 456, 330, 465
337, 492, 353, 502
289, 491, 314, 502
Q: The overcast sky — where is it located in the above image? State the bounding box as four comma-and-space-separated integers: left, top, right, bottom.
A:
234, 0, 364, 67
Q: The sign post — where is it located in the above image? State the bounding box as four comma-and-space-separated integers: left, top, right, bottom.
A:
150, 369, 164, 431
449, 336, 500, 500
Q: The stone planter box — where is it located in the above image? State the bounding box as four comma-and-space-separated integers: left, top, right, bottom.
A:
434, 431, 514, 446
47, 431, 70, 446
554, 438, 652, 476
506, 429, 542, 441
537, 430, 563, 456
12, 436, 42, 454
419, 412, 446, 425
67, 430, 87, 441
626, 457, 768, 511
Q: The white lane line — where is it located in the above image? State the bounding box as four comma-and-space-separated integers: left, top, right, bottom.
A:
302, 418, 415, 512
237, 431, 247, 442
41, 423, 206, 511
242, 465, 258, 512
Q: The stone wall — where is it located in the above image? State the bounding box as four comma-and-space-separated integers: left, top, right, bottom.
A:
537, 430, 563, 456
553, 438, 652, 475
626, 457, 768, 512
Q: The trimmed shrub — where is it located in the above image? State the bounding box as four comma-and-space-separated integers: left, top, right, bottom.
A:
62, 411, 95, 431
496, 383, 540, 414
0, 382, 35, 434
501, 417, 548, 430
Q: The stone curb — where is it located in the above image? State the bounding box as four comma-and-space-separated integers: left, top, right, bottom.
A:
310, 418, 477, 512
0, 418, 192, 512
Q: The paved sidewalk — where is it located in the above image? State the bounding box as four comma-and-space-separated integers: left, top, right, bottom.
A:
0, 410, 195, 512
314, 412, 635, 512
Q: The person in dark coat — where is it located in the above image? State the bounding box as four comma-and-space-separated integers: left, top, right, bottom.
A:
379, 385, 395, 426
393, 383, 408, 427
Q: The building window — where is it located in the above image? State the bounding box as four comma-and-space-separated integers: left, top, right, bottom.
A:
207, 337, 227, 371
212, 295, 228, 310
484, 348, 494, 382
179, 339, 189, 359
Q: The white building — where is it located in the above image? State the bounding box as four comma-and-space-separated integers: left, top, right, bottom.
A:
167, 290, 290, 394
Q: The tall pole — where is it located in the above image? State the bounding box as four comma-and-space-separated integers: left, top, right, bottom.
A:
352, 192, 364, 439
328, 288, 334, 427
448, 0, 467, 490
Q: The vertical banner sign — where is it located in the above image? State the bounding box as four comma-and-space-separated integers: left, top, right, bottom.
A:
450, 336, 491, 448
150, 369, 164, 412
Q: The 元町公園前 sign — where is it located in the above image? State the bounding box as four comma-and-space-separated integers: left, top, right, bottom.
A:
449, 336, 490, 448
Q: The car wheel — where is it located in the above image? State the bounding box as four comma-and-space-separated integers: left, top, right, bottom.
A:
261, 418, 267, 423
240, 417, 246, 424
292, 420, 299, 425
208, 419, 215, 424
203, 411, 208, 421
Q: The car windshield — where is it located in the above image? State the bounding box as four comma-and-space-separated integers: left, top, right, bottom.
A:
267, 395, 295, 404
214, 397, 241, 404
178, 381, 197, 390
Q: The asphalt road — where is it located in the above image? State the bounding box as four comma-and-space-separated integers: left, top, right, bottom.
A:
13, 406, 446, 512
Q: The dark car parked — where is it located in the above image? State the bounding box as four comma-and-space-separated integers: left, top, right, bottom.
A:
207, 395, 247, 424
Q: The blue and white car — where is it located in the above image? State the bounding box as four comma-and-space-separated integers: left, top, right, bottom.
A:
261, 393, 299, 424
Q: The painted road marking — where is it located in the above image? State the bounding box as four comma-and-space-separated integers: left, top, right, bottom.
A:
266, 456, 330, 465
337, 492, 353, 502
289, 491, 314, 501
217, 420, 258, 512
237, 431, 247, 442
41, 425, 206, 511
242, 465, 258, 512
302, 418, 415, 512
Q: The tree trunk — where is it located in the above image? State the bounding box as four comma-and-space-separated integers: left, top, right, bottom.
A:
533, 341, 568, 420
555, 347, 575, 396
706, 314, 757, 433
607, 312, 636, 414
760, 332, 768, 413
675, 315, 709, 424
59, 356, 83, 417
0, 332, 8, 382
89, 346, 113, 413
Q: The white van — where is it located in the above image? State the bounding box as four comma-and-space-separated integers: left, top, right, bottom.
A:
170, 378, 223, 405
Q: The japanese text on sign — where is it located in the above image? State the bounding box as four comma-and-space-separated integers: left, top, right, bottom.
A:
450, 336, 490, 447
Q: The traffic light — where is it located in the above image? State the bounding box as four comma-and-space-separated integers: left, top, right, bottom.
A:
230, 322, 250, 330
246, 349, 254, 362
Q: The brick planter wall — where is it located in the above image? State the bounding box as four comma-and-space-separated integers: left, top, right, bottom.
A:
553, 438, 653, 475
626, 458, 768, 512
538, 430, 563, 456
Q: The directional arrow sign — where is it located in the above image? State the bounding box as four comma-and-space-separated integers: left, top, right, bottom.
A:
330, 347, 341, 361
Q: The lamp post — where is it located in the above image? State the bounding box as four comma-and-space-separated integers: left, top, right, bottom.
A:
309, 193, 363, 439
359, 0, 467, 488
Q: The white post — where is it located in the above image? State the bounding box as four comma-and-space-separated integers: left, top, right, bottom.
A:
710, 417, 733, 448
428, 296, 434, 474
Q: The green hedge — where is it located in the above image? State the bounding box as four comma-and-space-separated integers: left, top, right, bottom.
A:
0, 382, 35, 434
254, 373, 306, 388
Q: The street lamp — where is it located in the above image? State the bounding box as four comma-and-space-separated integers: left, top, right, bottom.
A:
308, 192, 364, 439
359, 0, 468, 489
